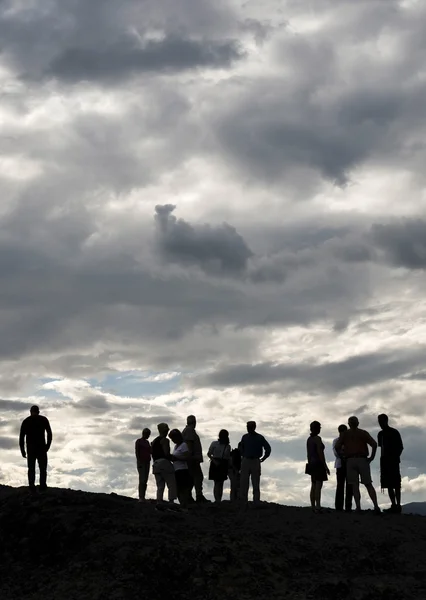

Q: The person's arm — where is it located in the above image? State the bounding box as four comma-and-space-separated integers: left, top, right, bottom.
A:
398, 432, 404, 457
366, 433, 377, 462
207, 442, 215, 460
260, 436, 271, 462
19, 421, 26, 458
334, 437, 343, 453
315, 437, 330, 474
332, 439, 339, 459
160, 437, 171, 459
172, 443, 190, 461
135, 440, 140, 462
45, 418, 52, 452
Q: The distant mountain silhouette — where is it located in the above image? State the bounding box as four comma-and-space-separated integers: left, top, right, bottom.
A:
402, 501, 426, 515
1, 485, 426, 599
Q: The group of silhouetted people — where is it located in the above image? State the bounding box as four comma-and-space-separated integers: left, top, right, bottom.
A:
135, 416, 271, 510
306, 414, 403, 514
18, 405, 405, 514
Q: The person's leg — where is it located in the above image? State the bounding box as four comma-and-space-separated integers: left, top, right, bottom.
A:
251, 459, 261, 503
192, 463, 205, 499
352, 482, 361, 510
240, 459, 250, 503
164, 470, 177, 503
387, 487, 396, 507
366, 483, 380, 509
214, 481, 224, 502
229, 470, 236, 501
27, 452, 36, 488
138, 462, 149, 500
38, 451, 48, 489
335, 467, 344, 510
395, 486, 401, 510
310, 481, 316, 508
176, 470, 190, 509
154, 473, 166, 502
361, 460, 380, 510
345, 477, 353, 512
315, 481, 323, 509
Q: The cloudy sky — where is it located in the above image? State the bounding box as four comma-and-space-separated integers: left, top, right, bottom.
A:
1, 0, 425, 507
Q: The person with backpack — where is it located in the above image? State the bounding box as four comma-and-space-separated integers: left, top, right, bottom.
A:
135, 428, 151, 501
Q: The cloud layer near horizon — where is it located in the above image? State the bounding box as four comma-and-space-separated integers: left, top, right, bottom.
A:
0, 0, 425, 506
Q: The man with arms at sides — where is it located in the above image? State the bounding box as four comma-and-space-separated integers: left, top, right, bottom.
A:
182, 415, 209, 503
19, 405, 52, 492
378, 414, 404, 513
239, 421, 271, 505
335, 416, 381, 514
332, 424, 353, 512
135, 427, 151, 502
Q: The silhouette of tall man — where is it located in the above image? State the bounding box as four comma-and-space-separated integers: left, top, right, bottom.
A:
182, 415, 209, 503
378, 414, 404, 513
19, 405, 52, 491
239, 421, 271, 504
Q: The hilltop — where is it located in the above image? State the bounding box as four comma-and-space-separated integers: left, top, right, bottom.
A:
0, 485, 425, 600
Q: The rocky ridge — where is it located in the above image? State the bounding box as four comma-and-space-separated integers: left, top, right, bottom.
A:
0, 485, 425, 600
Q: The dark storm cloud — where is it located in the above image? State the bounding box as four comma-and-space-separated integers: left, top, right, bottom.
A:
372, 219, 426, 270
46, 37, 244, 82
193, 348, 426, 393
154, 204, 254, 274
0, 400, 33, 412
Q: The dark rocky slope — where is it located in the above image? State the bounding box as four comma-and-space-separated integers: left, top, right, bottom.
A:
0, 485, 425, 600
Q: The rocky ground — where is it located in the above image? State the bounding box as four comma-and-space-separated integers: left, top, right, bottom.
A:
0, 485, 425, 600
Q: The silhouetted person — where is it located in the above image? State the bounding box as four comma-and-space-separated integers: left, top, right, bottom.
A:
207, 429, 231, 503
229, 442, 242, 502
19, 405, 52, 492
239, 421, 271, 504
169, 429, 192, 510
135, 428, 151, 501
182, 415, 209, 503
335, 416, 381, 514
378, 414, 404, 513
151, 423, 177, 505
333, 424, 353, 512
306, 421, 330, 513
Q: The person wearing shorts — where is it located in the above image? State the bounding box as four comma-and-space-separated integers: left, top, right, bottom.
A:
335, 416, 381, 514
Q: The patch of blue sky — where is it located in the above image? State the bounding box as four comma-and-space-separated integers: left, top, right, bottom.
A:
88, 370, 183, 398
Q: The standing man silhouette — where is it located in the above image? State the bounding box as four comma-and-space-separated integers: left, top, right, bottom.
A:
19, 406, 52, 492
378, 414, 404, 513
239, 421, 271, 504
182, 415, 209, 503
332, 424, 353, 512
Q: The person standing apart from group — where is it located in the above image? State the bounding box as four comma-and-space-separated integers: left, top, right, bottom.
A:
151, 423, 177, 505
207, 429, 231, 503
332, 424, 353, 512
306, 421, 330, 513
378, 414, 404, 513
335, 416, 381, 514
239, 421, 271, 504
182, 415, 209, 503
19, 405, 52, 492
